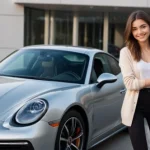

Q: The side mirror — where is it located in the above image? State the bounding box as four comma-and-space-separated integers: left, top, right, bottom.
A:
97, 73, 117, 88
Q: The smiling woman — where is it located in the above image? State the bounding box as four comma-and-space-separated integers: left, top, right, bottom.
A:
132, 19, 150, 45
119, 10, 150, 150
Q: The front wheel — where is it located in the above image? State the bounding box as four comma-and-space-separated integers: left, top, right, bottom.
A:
55, 110, 87, 150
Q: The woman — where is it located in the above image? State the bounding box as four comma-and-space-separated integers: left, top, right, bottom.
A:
119, 10, 150, 150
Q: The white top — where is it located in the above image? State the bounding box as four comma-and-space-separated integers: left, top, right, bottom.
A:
137, 60, 150, 83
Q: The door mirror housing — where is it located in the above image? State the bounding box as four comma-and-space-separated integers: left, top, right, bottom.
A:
97, 73, 117, 88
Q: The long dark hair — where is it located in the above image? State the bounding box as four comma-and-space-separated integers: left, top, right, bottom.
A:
124, 10, 150, 61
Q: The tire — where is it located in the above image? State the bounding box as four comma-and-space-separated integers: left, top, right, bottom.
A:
55, 110, 87, 150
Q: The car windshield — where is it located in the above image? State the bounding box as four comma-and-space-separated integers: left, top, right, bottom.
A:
0, 49, 89, 84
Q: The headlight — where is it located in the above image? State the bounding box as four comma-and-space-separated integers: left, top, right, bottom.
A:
15, 99, 48, 125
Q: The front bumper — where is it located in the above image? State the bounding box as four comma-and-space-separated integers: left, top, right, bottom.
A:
0, 120, 58, 150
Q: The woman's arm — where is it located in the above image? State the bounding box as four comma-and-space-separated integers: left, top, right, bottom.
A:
119, 47, 145, 90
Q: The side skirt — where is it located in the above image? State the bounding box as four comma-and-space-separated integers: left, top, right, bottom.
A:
88, 125, 126, 149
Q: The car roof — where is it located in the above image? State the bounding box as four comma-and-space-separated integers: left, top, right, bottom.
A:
21, 45, 104, 55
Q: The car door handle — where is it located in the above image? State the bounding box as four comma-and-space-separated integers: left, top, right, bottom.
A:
120, 89, 126, 94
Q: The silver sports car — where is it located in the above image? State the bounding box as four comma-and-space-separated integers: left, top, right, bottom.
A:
0, 45, 126, 150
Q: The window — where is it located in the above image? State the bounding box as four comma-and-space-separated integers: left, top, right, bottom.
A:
2, 52, 35, 72
90, 53, 110, 83
54, 11, 73, 45
108, 12, 129, 58
78, 12, 103, 49
106, 56, 120, 75
90, 53, 120, 83
0, 49, 89, 84
24, 8, 45, 46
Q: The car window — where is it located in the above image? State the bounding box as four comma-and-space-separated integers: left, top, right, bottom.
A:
90, 53, 111, 84
2, 53, 35, 71
64, 54, 85, 62
0, 49, 89, 84
105, 55, 120, 75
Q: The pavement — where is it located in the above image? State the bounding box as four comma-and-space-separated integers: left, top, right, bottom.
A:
91, 121, 150, 150
91, 131, 133, 150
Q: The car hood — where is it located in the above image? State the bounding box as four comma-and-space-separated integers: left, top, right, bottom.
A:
0, 76, 80, 121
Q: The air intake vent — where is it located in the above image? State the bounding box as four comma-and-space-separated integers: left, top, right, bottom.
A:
0, 141, 34, 150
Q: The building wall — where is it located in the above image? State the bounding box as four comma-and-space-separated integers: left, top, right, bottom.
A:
14, 0, 148, 7
60, 0, 147, 7
0, 0, 24, 60
1, 0, 149, 61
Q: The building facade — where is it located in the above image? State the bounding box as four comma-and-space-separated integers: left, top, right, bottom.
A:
1, 0, 150, 60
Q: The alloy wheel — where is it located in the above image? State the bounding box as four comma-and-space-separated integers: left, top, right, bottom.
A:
59, 117, 84, 150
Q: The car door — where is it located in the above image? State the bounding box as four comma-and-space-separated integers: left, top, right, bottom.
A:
90, 53, 125, 140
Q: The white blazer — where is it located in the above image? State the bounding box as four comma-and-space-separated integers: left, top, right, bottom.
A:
119, 47, 145, 126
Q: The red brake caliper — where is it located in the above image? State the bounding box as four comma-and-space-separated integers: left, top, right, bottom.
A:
75, 127, 81, 147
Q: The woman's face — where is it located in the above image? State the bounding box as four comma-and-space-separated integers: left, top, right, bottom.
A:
132, 19, 150, 43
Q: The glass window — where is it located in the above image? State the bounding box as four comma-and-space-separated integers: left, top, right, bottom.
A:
90, 53, 110, 83
106, 55, 120, 75
78, 12, 103, 49
24, 8, 45, 46
54, 11, 73, 45
1, 52, 35, 71
0, 49, 89, 84
108, 12, 129, 58
90, 53, 120, 83
6, 55, 25, 70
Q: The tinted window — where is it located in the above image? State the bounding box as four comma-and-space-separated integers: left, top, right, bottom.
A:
90, 53, 120, 83
0, 49, 89, 84
90, 53, 111, 83
24, 8, 45, 46
105, 55, 120, 75
3, 53, 35, 70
